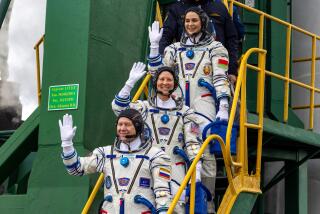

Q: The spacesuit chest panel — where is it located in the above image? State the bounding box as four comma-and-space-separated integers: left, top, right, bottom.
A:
103, 146, 154, 202
177, 49, 212, 79
176, 48, 214, 107
149, 111, 183, 151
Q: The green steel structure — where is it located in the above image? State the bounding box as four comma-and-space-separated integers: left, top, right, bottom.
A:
0, 0, 319, 213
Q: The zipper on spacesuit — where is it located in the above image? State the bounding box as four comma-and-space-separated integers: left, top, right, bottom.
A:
185, 74, 191, 107
119, 190, 125, 214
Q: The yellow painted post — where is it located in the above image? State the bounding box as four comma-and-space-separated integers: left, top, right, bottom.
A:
229, 0, 234, 17
34, 35, 45, 105
309, 36, 316, 130
223, 0, 229, 11
35, 47, 41, 105
156, 1, 163, 27
283, 26, 291, 123
190, 169, 196, 214
81, 175, 105, 214
258, 14, 264, 49
256, 51, 266, 177
239, 60, 247, 176
132, 74, 152, 101
256, 14, 264, 113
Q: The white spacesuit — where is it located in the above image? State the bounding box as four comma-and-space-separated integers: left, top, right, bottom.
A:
148, 28, 231, 123
59, 110, 171, 214
112, 64, 202, 213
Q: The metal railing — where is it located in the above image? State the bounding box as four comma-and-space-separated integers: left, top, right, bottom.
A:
228, 0, 320, 130
168, 48, 266, 213
34, 35, 45, 105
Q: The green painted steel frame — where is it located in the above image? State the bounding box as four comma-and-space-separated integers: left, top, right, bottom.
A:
0, 0, 11, 28
0, 108, 39, 184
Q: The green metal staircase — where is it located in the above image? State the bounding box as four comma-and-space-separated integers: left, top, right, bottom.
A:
1, 0, 320, 214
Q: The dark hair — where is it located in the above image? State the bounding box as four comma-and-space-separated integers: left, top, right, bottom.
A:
152, 66, 179, 95
184, 6, 210, 33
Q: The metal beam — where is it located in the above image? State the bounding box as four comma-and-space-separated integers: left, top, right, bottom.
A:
262, 149, 320, 192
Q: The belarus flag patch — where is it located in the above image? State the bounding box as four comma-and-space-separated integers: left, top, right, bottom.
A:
218, 58, 229, 69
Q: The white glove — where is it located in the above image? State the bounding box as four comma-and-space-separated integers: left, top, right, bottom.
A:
159, 212, 167, 214
216, 98, 229, 121
125, 62, 146, 88
148, 21, 163, 48
59, 114, 77, 148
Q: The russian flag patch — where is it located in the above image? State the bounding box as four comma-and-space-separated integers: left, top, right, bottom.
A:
159, 167, 171, 180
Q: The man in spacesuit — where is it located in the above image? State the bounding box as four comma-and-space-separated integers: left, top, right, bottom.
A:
59, 109, 171, 214
112, 62, 202, 213
148, 7, 232, 213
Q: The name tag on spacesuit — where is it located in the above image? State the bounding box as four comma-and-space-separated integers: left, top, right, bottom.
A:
158, 127, 170, 135
185, 63, 195, 70
139, 177, 151, 188
118, 177, 130, 186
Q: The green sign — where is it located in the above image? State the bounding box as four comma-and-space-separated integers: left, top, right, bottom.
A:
48, 84, 79, 111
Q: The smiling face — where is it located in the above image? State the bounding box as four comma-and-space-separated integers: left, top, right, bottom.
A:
184, 11, 202, 36
156, 71, 175, 97
116, 117, 136, 141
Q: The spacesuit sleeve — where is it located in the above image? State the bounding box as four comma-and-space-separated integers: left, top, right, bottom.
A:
210, 42, 231, 100
61, 147, 107, 176
148, 44, 176, 75
149, 149, 172, 212
183, 108, 202, 161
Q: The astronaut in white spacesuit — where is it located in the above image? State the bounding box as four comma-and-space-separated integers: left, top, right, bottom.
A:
59, 109, 171, 214
112, 62, 202, 213
147, 7, 232, 213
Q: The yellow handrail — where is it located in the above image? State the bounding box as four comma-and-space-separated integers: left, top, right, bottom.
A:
229, 0, 320, 129
34, 35, 45, 105
167, 134, 228, 214
168, 48, 267, 213
292, 104, 320, 110
292, 56, 320, 63
226, 48, 266, 174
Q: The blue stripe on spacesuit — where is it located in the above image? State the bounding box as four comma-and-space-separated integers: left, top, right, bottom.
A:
149, 108, 160, 113
106, 155, 116, 159
148, 54, 162, 66
136, 155, 150, 160
149, 109, 182, 116
149, 60, 162, 67
115, 95, 130, 107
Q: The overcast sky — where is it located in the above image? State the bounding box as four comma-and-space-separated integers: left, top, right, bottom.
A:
8, 0, 46, 120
